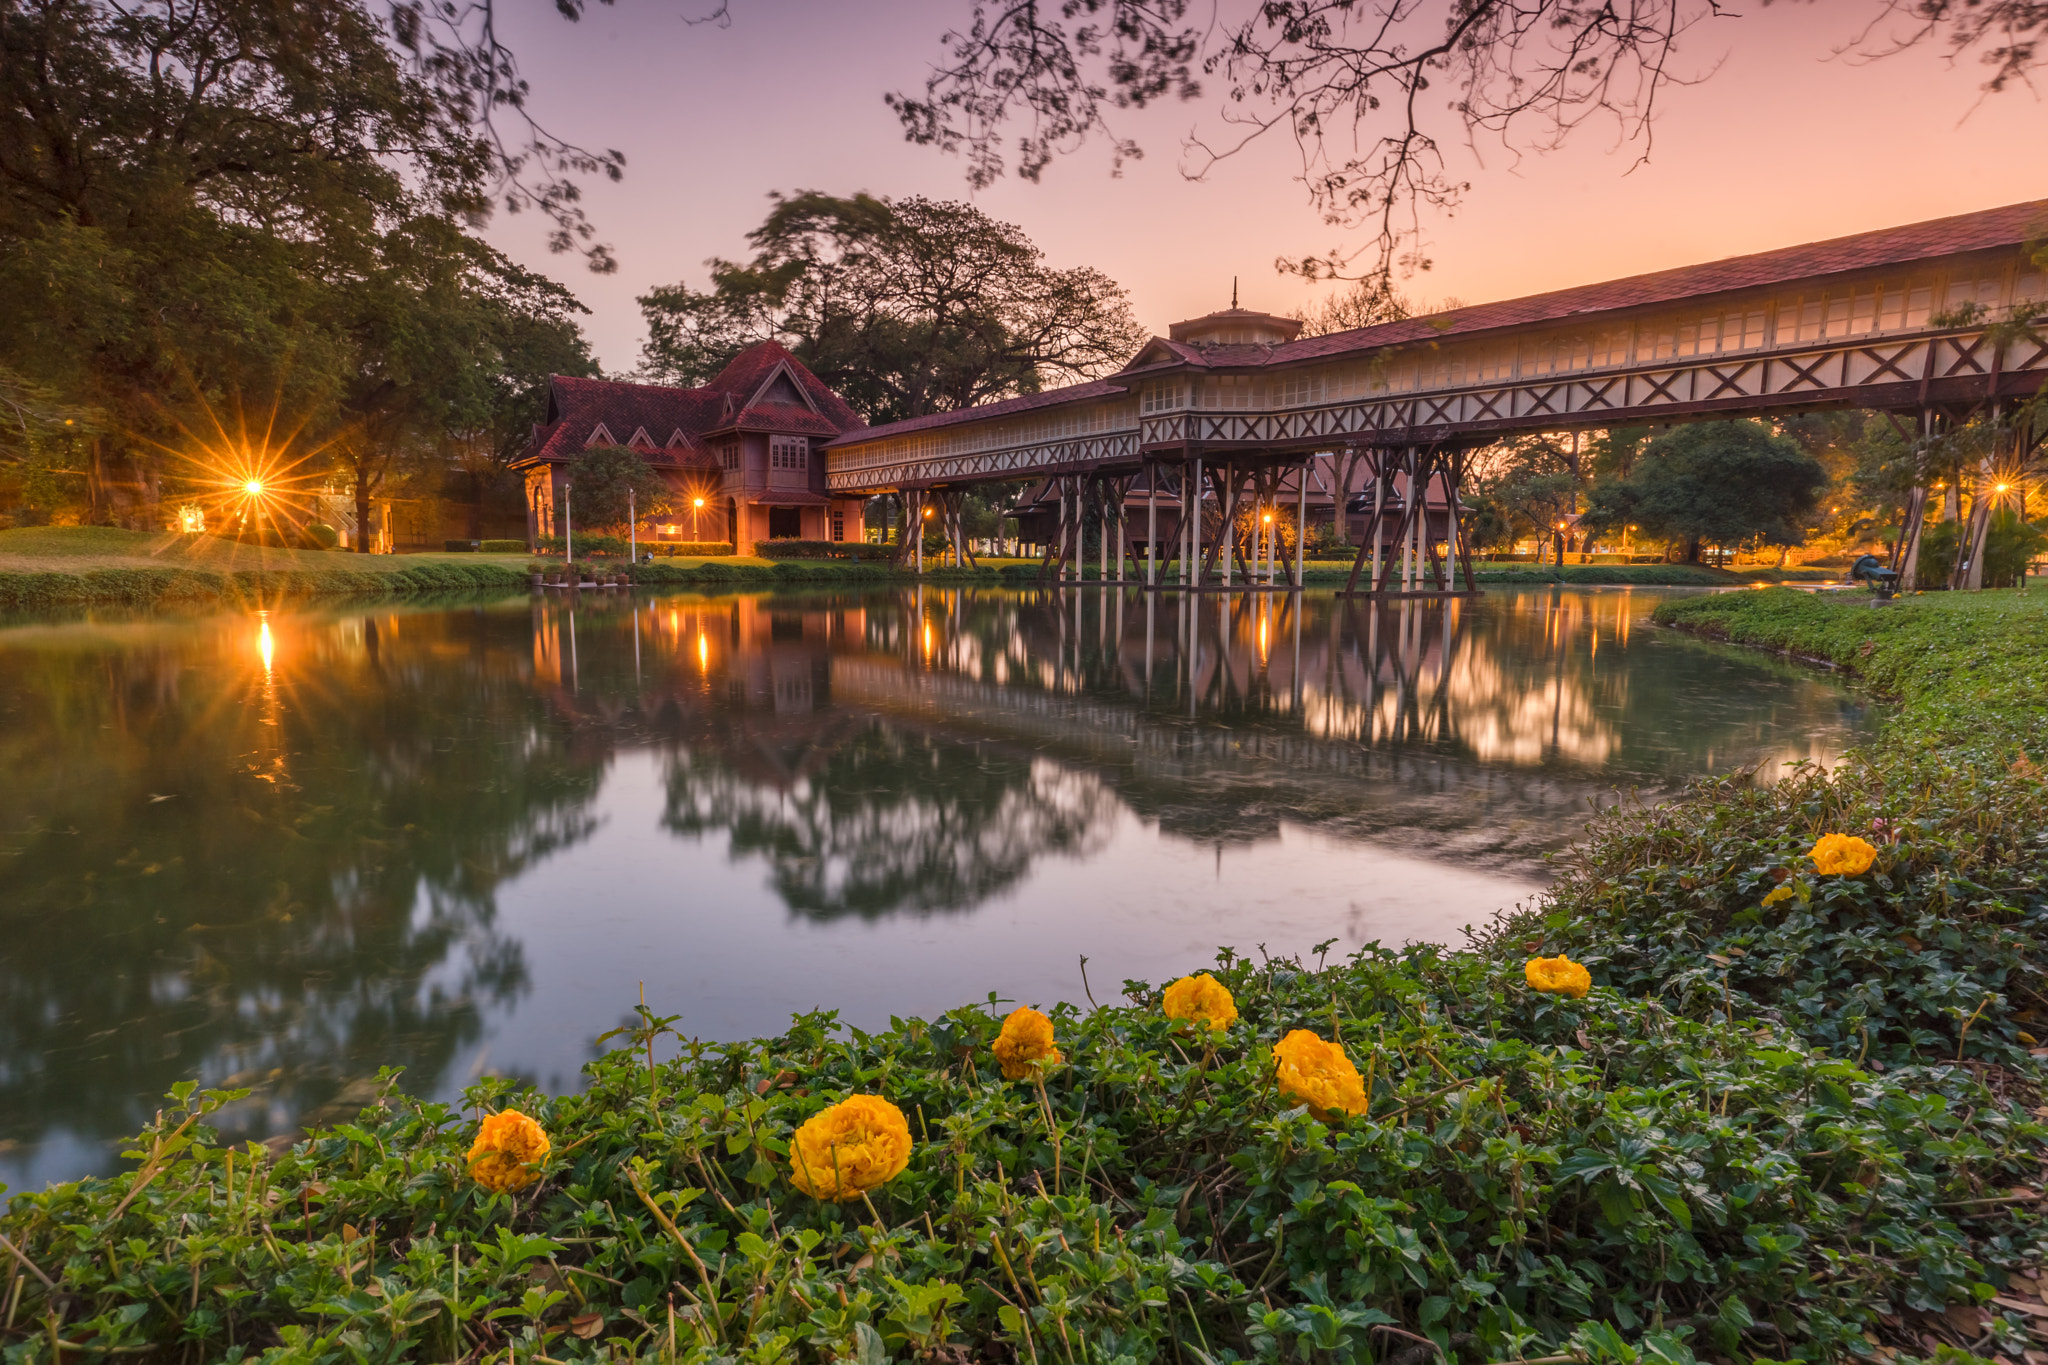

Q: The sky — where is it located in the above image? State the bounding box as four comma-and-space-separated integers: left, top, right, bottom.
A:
476, 0, 2048, 375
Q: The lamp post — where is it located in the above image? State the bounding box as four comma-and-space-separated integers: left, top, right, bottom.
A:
693, 496, 704, 543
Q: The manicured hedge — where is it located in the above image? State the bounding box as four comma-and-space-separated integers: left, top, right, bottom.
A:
753, 538, 898, 561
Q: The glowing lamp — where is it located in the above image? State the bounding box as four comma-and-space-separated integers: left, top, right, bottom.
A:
694, 497, 704, 508
923, 506, 933, 519
1996, 483, 2011, 493
243, 480, 264, 496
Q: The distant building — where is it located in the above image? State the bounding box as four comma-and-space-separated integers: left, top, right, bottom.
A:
515, 341, 869, 552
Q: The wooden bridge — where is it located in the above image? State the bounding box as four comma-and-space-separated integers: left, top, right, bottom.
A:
824, 200, 2048, 594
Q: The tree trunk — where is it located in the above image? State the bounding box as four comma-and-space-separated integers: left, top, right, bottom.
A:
1685, 536, 1703, 564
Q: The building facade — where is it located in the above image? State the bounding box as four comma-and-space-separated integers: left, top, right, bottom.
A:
516, 341, 869, 553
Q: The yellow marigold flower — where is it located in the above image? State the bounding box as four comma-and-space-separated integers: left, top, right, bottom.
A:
992, 1006, 1062, 1080
1162, 973, 1239, 1033
1272, 1029, 1369, 1120
466, 1109, 550, 1193
1808, 833, 1878, 876
1761, 885, 1796, 907
1524, 955, 1592, 999
787, 1095, 912, 1203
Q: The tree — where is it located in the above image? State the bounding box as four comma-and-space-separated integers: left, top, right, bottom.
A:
0, 0, 601, 531
1289, 278, 1412, 338
1582, 420, 1826, 562
566, 446, 672, 535
890, 2, 2048, 282
1471, 433, 1588, 562
637, 191, 1146, 424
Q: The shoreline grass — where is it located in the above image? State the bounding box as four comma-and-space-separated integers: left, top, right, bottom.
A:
0, 590, 2042, 1362
0, 528, 1856, 609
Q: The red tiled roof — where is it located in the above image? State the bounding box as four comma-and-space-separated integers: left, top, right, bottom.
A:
731, 402, 844, 437
822, 378, 1130, 447
518, 341, 864, 469
833, 198, 2048, 447
1251, 196, 2048, 366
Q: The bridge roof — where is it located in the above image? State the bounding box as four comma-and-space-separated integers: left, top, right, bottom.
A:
829, 198, 2048, 449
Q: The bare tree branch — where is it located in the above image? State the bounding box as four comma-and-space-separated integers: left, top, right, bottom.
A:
893, 1, 2043, 283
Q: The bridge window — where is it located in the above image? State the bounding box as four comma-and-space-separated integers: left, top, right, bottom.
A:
1205, 376, 1254, 409
1141, 382, 1186, 414
1273, 374, 1323, 406
2017, 268, 2046, 303
1878, 279, 1933, 330
1944, 271, 2004, 317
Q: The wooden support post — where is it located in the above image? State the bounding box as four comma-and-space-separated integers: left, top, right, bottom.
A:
1146, 462, 1158, 587
1293, 457, 1308, 589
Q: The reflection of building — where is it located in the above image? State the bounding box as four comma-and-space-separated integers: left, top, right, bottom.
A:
516, 342, 869, 553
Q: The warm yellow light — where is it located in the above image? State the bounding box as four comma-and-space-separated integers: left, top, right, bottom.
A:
243, 479, 264, 496
1262, 512, 1272, 523
922, 623, 933, 656
258, 620, 274, 670
693, 497, 704, 508
923, 506, 933, 519
697, 633, 709, 671
1996, 483, 2011, 493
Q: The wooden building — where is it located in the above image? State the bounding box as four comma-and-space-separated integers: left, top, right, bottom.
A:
516, 342, 869, 553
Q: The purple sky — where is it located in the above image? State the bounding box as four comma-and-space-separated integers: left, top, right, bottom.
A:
479, 1, 2047, 375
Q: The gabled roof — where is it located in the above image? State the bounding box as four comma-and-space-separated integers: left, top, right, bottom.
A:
519, 341, 864, 469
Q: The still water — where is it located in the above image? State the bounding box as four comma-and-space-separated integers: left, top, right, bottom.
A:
0, 585, 1872, 1186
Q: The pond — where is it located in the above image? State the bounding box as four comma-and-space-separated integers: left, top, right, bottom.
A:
0, 584, 1874, 1187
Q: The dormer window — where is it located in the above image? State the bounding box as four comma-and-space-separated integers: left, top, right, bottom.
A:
770, 436, 808, 470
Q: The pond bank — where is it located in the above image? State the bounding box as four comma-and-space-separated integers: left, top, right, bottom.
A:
1, 590, 2040, 1362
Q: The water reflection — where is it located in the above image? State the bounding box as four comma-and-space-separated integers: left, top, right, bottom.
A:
0, 586, 1871, 1186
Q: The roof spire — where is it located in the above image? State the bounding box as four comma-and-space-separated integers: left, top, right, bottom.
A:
1231, 275, 1238, 309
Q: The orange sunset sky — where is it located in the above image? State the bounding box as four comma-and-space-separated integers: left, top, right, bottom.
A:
477, 0, 2047, 373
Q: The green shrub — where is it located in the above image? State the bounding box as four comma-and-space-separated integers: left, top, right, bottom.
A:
754, 538, 895, 562
307, 523, 340, 549
535, 534, 629, 557
1, 945, 2039, 1365
442, 539, 477, 552
479, 539, 530, 554
649, 541, 734, 557
1517, 588, 2048, 1068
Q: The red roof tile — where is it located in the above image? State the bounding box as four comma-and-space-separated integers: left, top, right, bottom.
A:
821, 378, 1130, 447
518, 341, 864, 469
835, 198, 2048, 447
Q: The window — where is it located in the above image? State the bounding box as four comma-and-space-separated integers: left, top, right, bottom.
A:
720, 442, 740, 471
831, 512, 845, 542
1140, 382, 1185, 414
770, 436, 807, 470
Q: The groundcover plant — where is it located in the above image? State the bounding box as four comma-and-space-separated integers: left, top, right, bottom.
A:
0, 588, 2042, 1365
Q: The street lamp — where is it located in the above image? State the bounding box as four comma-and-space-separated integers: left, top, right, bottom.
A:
692, 495, 705, 541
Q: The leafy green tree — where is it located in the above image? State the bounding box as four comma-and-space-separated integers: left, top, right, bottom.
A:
0, 0, 597, 531
1471, 435, 1585, 562
567, 446, 672, 535
1582, 420, 1826, 563
637, 191, 1145, 424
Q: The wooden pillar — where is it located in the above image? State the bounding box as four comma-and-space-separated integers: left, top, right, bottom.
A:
1146, 462, 1158, 587
1293, 458, 1308, 589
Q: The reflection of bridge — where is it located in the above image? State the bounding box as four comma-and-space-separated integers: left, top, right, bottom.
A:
518, 586, 1861, 889
827, 202, 2048, 593
829, 590, 1634, 866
